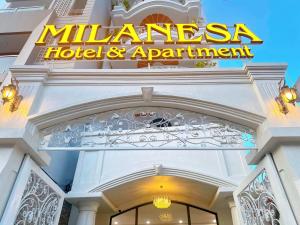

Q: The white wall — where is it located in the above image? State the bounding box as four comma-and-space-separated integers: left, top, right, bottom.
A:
36, 83, 263, 116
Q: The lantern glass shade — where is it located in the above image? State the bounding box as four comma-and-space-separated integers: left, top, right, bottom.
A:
1, 84, 17, 102
280, 86, 297, 104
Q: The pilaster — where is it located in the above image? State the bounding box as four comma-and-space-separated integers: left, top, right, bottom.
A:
0, 65, 50, 166
272, 145, 300, 224
228, 199, 240, 225
76, 201, 100, 225
66, 193, 102, 225
245, 64, 300, 164
0, 145, 24, 218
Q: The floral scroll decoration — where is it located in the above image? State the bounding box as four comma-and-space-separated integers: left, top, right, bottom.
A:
14, 171, 61, 225
238, 169, 280, 225
40, 107, 256, 150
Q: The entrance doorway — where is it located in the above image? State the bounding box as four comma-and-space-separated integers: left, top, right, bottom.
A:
110, 202, 218, 225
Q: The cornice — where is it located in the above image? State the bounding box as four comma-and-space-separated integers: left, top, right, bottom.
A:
8, 63, 287, 85
10, 65, 49, 82
245, 63, 287, 81
47, 67, 250, 85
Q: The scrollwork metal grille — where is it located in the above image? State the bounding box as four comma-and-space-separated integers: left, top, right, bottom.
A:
238, 169, 280, 225
14, 171, 61, 225
40, 107, 256, 150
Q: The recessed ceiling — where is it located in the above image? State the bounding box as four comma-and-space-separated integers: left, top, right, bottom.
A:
103, 176, 218, 210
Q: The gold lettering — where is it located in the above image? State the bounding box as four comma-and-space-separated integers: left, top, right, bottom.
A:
111, 24, 142, 44
36, 25, 75, 45
176, 24, 202, 44
131, 46, 147, 59
145, 24, 173, 44
86, 24, 112, 44
205, 23, 231, 44
232, 24, 263, 44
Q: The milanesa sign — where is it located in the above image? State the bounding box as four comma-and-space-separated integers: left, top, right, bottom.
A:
35, 23, 263, 61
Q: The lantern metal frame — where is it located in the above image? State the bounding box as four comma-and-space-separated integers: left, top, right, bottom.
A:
1, 77, 23, 112
275, 79, 298, 114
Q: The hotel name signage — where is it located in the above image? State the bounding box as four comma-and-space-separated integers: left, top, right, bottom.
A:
35, 23, 263, 61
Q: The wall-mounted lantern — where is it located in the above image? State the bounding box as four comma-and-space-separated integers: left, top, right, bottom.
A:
1, 77, 23, 112
275, 79, 298, 114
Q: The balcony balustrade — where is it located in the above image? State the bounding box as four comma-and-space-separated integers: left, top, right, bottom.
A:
0, 6, 45, 13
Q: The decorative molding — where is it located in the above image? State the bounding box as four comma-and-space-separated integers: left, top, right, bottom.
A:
89, 166, 238, 193
28, 95, 265, 131
46, 67, 250, 85
6, 64, 287, 85
245, 63, 287, 81
10, 65, 49, 83
141, 87, 153, 102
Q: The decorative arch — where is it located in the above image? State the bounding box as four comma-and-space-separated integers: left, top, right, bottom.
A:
140, 13, 174, 26
90, 166, 237, 193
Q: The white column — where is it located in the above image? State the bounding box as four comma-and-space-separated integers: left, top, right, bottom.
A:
76, 201, 100, 225
0, 146, 24, 218
228, 200, 240, 225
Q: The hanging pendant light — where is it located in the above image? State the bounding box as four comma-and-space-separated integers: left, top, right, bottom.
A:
153, 185, 171, 209
153, 195, 171, 209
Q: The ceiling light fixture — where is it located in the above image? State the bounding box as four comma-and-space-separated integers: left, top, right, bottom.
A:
153, 185, 171, 209
153, 195, 171, 209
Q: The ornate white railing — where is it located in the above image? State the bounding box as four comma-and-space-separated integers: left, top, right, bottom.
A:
39, 107, 256, 151
234, 155, 298, 225
238, 169, 280, 225
50, 0, 73, 16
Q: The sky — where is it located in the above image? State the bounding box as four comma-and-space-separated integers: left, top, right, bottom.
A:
0, 0, 299, 85
202, 0, 300, 86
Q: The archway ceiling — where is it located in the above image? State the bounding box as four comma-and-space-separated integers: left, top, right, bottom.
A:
103, 176, 218, 211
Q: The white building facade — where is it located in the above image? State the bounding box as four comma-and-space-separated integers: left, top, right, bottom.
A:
0, 0, 300, 225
